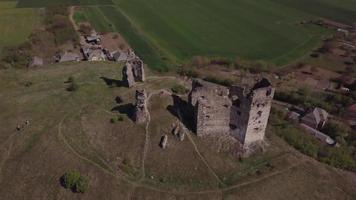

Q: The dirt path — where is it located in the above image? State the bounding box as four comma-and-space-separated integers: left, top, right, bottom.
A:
139, 89, 171, 181
57, 103, 306, 196
55, 78, 306, 195
185, 131, 224, 185
68, 6, 86, 45
68, 6, 79, 31
176, 109, 224, 186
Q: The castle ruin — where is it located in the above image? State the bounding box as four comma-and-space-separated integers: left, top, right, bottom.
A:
134, 89, 148, 123
122, 57, 145, 87
189, 78, 275, 153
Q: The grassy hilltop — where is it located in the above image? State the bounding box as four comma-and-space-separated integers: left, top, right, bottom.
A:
0, 62, 355, 199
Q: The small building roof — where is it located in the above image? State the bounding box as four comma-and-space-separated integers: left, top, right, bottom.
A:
86, 35, 101, 42
112, 51, 128, 62
88, 49, 106, 61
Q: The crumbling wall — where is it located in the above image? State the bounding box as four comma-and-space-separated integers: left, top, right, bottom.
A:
229, 78, 275, 150
134, 89, 148, 123
189, 78, 275, 154
122, 57, 145, 87
189, 79, 231, 137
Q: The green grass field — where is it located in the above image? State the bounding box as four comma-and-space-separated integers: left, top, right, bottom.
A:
16, 0, 113, 8
0, 1, 40, 54
5, 0, 356, 70
79, 0, 351, 70
0, 62, 355, 199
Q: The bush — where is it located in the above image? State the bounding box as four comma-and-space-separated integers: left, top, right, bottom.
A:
171, 84, 189, 94
177, 68, 199, 78
274, 123, 318, 158
1, 43, 32, 68
66, 77, 79, 92
110, 115, 124, 123
62, 170, 89, 193
63, 171, 80, 189
203, 76, 234, 87
192, 56, 209, 67
271, 111, 356, 172
67, 82, 79, 91
75, 176, 89, 193
322, 121, 349, 139
67, 76, 74, 83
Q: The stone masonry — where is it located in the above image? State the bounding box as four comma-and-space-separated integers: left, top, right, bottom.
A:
134, 89, 148, 123
189, 78, 275, 152
122, 57, 145, 87
189, 79, 231, 137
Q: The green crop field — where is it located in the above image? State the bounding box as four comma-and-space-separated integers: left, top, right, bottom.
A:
5, 0, 356, 70
16, 0, 113, 8
0, 1, 40, 54
79, 0, 356, 69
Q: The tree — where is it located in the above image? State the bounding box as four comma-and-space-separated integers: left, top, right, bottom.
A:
322, 122, 349, 139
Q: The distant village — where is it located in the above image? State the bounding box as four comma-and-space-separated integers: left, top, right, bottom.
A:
28, 29, 139, 67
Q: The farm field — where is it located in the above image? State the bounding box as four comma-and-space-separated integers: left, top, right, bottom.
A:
0, 1, 40, 54
0, 62, 355, 199
78, 0, 345, 70
5, 0, 356, 70
16, 0, 113, 8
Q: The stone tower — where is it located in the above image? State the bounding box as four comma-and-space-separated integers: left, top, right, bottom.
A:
229, 78, 275, 150
188, 78, 275, 155
189, 79, 231, 137
122, 57, 145, 87
134, 89, 148, 123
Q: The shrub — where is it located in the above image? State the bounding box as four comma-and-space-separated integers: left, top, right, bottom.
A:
272, 111, 356, 172
171, 84, 189, 94
177, 68, 199, 78
74, 176, 89, 193
322, 121, 349, 139
67, 76, 74, 83
192, 56, 209, 67
203, 76, 234, 87
67, 82, 79, 92
1, 43, 32, 68
110, 115, 124, 123
62, 170, 89, 193
78, 24, 92, 36
66, 77, 79, 92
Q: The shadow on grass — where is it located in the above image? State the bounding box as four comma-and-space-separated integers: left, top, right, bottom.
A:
166, 95, 195, 133
111, 103, 135, 122
100, 76, 125, 87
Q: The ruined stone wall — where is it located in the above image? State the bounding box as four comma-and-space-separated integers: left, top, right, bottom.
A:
229, 79, 275, 148
134, 90, 148, 123
122, 63, 135, 87
122, 57, 145, 87
189, 79, 231, 137
243, 86, 274, 146
131, 58, 145, 82
189, 78, 275, 153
